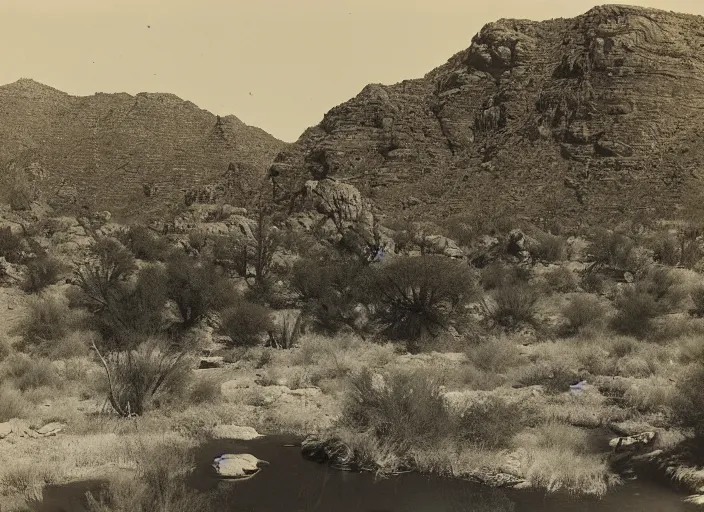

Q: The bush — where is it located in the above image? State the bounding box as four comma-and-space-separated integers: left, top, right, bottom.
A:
672, 364, 704, 441
98, 338, 193, 416
454, 396, 527, 449
588, 228, 642, 271
0, 226, 23, 263
342, 369, 451, 448
530, 232, 566, 263
480, 262, 531, 290
0, 386, 26, 421
465, 337, 525, 373
188, 377, 222, 404
187, 230, 208, 252
20, 294, 74, 348
118, 225, 171, 261
690, 286, 704, 317
1, 353, 59, 391
22, 255, 65, 293
637, 267, 685, 312
561, 295, 606, 336
580, 271, 605, 294
291, 258, 370, 335
219, 301, 275, 347
165, 252, 235, 328
368, 255, 476, 349
649, 232, 680, 266
0, 335, 10, 362
486, 282, 538, 328
611, 288, 658, 339
544, 266, 578, 293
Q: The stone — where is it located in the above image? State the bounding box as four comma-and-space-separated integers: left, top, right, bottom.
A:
421, 235, 465, 258
609, 431, 658, 452
35, 422, 66, 437
212, 454, 269, 479
198, 356, 224, 369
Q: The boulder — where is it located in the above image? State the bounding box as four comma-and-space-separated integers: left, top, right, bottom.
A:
35, 422, 66, 437
609, 431, 657, 453
421, 235, 465, 259
198, 356, 225, 369
212, 453, 269, 479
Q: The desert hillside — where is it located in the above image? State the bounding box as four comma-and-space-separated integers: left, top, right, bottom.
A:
270, 4, 704, 226
0, 79, 285, 220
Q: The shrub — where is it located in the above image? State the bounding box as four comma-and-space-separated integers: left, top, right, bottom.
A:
97, 338, 193, 416
672, 364, 704, 441
480, 262, 531, 290
22, 255, 65, 293
530, 232, 566, 263
291, 258, 369, 335
188, 377, 222, 404
0, 226, 23, 263
637, 266, 685, 313
342, 369, 451, 448
580, 271, 605, 294
649, 232, 680, 266
0, 335, 11, 362
20, 294, 74, 348
2, 353, 59, 391
611, 288, 658, 339
219, 301, 275, 347
368, 255, 476, 349
187, 230, 208, 252
588, 228, 651, 273
544, 266, 578, 293
165, 252, 235, 329
485, 282, 538, 328
561, 295, 606, 336
0, 385, 26, 421
118, 225, 171, 262
465, 337, 525, 373
454, 396, 527, 449
690, 286, 704, 317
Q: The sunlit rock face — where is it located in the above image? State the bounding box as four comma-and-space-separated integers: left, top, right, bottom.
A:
270, 5, 704, 226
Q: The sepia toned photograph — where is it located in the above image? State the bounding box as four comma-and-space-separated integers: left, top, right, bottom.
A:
2, 1, 704, 510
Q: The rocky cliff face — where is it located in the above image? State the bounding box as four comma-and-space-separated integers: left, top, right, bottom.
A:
0, 79, 285, 220
269, 5, 704, 226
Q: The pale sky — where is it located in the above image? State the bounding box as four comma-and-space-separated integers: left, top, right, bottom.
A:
1, 1, 702, 142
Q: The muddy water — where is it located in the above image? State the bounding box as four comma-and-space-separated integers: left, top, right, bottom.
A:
38, 435, 700, 512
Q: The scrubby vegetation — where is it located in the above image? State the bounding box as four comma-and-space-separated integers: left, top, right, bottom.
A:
4, 199, 704, 509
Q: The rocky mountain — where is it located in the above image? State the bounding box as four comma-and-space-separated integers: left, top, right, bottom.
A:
0, 79, 285, 220
269, 4, 704, 227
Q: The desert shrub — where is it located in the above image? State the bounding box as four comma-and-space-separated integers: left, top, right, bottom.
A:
649, 232, 681, 266
86, 442, 214, 512
543, 266, 578, 293
611, 288, 658, 339
480, 262, 531, 290
0, 385, 26, 421
48, 330, 95, 359
672, 364, 704, 441
444, 214, 475, 248
561, 295, 606, 336
98, 338, 193, 416
589, 229, 638, 272
118, 225, 171, 261
188, 377, 222, 404
465, 337, 525, 373
1, 353, 59, 391
0, 335, 11, 362
580, 270, 605, 294
368, 255, 476, 349
187, 230, 208, 253
530, 232, 566, 263
515, 361, 579, 394
690, 286, 704, 317
291, 257, 369, 334
454, 396, 528, 449
219, 301, 275, 347
485, 282, 538, 328
679, 224, 704, 270
74, 238, 138, 305
164, 252, 235, 329
20, 294, 74, 348
0, 226, 23, 263
342, 369, 451, 448
21, 255, 65, 293
637, 267, 685, 312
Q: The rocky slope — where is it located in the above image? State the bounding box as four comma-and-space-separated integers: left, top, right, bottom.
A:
269, 4, 704, 226
0, 79, 285, 220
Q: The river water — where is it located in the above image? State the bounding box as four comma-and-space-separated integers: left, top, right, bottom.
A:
38, 435, 701, 512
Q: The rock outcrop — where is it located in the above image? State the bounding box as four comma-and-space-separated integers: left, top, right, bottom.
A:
212, 453, 269, 479
0, 79, 285, 220
270, 5, 704, 226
